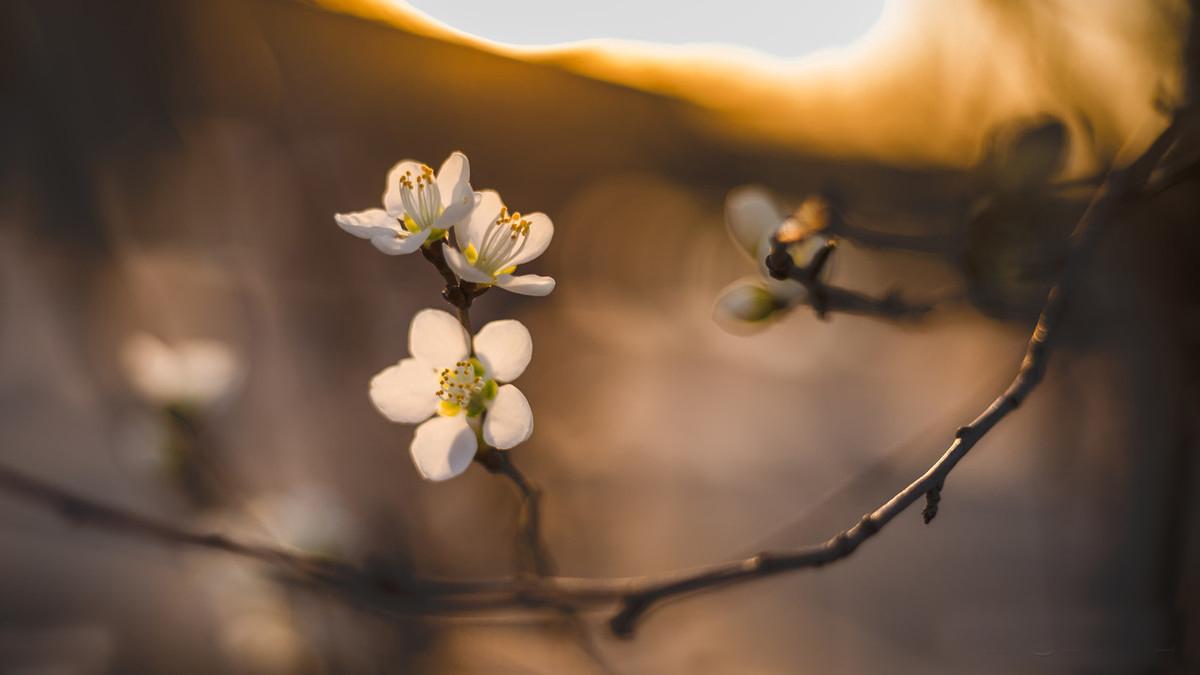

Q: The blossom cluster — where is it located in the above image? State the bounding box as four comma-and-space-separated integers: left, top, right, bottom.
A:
714, 186, 836, 331
335, 152, 553, 481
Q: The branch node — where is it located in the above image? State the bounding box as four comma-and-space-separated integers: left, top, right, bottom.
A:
857, 514, 880, 536
922, 484, 944, 525
609, 598, 647, 639
830, 532, 853, 557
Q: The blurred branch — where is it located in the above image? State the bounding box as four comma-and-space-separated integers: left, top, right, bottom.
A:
765, 239, 934, 321
827, 220, 961, 256
0, 461, 333, 575
476, 448, 556, 578
0, 109, 1190, 643
474, 449, 616, 672
599, 105, 1196, 635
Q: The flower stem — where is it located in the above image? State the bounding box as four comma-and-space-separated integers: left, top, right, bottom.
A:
476, 447, 556, 577
420, 244, 474, 333
423, 244, 550, 575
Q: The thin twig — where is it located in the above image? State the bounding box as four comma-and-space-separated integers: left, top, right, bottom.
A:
421, 243, 476, 330
765, 239, 934, 321
476, 448, 556, 578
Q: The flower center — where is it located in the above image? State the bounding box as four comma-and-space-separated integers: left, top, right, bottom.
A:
397, 164, 443, 231
473, 206, 532, 275
435, 359, 497, 416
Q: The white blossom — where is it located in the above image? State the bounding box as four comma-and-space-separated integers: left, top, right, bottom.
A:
369, 309, 535, 481
441, 190, 555, 296
335, 151, 476, 255
712, 277, 782, 331
121, 332, 240, 407
715, 186, 834, 328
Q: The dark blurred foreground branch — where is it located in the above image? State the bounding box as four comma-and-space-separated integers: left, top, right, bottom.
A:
0, 109, 1190, 640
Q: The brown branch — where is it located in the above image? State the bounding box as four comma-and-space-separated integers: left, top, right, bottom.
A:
0, 461, 337, 576
599, 106, 1193, 635
765, 239, 934, 321
420, 242, 478, 330
0, 109, 1188, 642
826, 220, 962, 257
476, 448, 556, 578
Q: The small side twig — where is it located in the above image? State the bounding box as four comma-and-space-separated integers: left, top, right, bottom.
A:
765, 238, 932, 321
475, 448, 556, 578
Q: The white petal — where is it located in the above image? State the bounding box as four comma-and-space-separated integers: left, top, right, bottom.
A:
473, 320, 532, 382
382, 160, 426, 215
495, 273, 555, 296
766, 276, 808, 305
442, 243, 495, 283
506, 212, 554, 266
122, 333, 239, 406
409, 308, 469, 367
713, 278, 778, 323
726, 186, 784, 260
335, 209, 395, 240
369, 359, 439, 423
483, 385, 533, 450
370, 228, 430, 255
175, 340, 240, 405
458, 189, 503, 250
122, 333, 182, 403
435, 152, 474, 228
410, 416, 477, 481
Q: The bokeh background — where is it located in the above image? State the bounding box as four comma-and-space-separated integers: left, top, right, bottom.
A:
2, 0, 1198, 672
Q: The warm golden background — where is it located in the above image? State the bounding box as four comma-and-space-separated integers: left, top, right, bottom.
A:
1, 0, 1198, 673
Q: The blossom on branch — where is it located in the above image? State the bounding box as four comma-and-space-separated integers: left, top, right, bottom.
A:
442, 190, 556, 296
369, 309, 535, 481
335, 151, 476, 255
714, 186, 835, 330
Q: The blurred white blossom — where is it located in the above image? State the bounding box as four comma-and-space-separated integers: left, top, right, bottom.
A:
121, 332, 241, 407
715, 186, 834, 329
370, 309, 534, 481
335, 151, 475, 255
712, 277, 782, 331
442, 190, 556, 296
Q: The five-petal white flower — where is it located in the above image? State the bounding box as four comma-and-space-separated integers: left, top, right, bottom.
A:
370, 309, 535, 481
442, 191, 556, 296
335, 151, 476, 256
715, 186, 834, 328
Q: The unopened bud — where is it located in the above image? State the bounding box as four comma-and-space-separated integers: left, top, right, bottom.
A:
713, 280, 780, 332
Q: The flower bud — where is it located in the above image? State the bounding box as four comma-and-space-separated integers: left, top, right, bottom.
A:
713, 279, 781, 332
